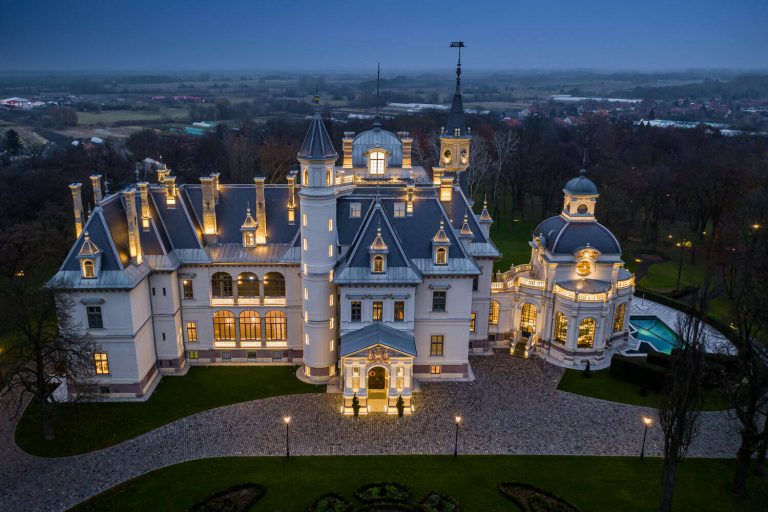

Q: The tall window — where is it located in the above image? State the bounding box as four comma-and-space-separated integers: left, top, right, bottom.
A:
263, 272, 285, 297
554, 312, 568, 344
435, 247, 447, 265
489, 301, 499, 325
430, 335, 444, 356
87, 306, 103, 329
432, 291, 446, 312
520, 303, 537, 335
325, 169, 332, 186
369, 150, 385, 175
94, 352, 109, 374
469, 313, 476, 332
372, 301, 383, 322
211, 272, 233, 297
265, 311, 287, 340
373, 255, 384, 273
613, 303, 626, 332
351, 301, 362, 322
183, 279, 194, 299
82, 260, 95, 278
394, 301, 405, 322
243, 232, 255, 247
350, 202, 361, 218
237, 272, 259, 297
578, 318, 596, 348
303, 169, 309, 185
239, 311, 261, 340
186, 321, 198, 342
213, 310, 235, 340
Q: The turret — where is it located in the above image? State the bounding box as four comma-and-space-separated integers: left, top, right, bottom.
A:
438, 42, 471, 181
561, 169, 599, 222
478, 198, 493, 238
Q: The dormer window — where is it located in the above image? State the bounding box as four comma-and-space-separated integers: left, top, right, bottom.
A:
82, 260, 95, 278
369, 150, 385, 176
350, 202, 361, 218
435, 248, 447, 265
77, 231, 102, 279
577, 204, 589, 214
369, 224, 389, 274
431, 219, 451, 266
240, 208, 258, 248
373, 255, 385, 273
244, 232, 255, 247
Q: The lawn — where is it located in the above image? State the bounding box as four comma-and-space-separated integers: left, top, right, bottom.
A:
488, 219, 537, 272
557, 368, 730, 411
72, 455, 768, 512
77, 107, 189, 125
16, 365, 322, 457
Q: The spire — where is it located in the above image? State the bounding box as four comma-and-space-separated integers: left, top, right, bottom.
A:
369, 223, 388, 251
78, 231, 101, 256
479, 197, 493, 223
460, 211, 474, 237
241, 207, 258, 230
373, 63, 382, 128
445, 41, 468, 137
297, 92, 338, 161
432, 219, 451, 244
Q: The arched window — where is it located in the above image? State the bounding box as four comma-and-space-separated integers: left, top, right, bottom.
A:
369, 150, 385, 175
554, 312, 568, 344
372, 255, 384, 273
488, 300, 500, 325
82, 260, 95, 278
325, 169, 332, 186
243, 232, 255, 247
239, 311, 261, 340
211, 272, 233, 297
577, 204, 589, 214
213, 310, 235, 340
520, 303, 537, 335
265, 311, 287, 340
263, 272, 285, 297
303, 169, 309, 186
578, 317, 596, 348
435, 247, 447, 265
613, 303, 626, 332
237, 272, 259, 297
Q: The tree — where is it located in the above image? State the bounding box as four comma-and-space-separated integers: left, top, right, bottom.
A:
490, 130, 518, 226
658, 306, 708, 512
0, 274, 98, 440
467, 134, 492, 200
352, 393, 360, 418
4, 129, 23, 155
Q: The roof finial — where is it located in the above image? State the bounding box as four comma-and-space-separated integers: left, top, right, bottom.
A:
581, 135, 589, 173
313, 82, 320, 110
450, 41, 465, 93
376, 62, 380, 117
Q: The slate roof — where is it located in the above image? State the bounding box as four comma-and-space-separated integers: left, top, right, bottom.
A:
298, 112, 337, 160
533, 215, 621, 255
563, 169, 599, 195
340, 322, 417, 357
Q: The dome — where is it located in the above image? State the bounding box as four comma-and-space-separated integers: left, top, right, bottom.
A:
352, 128, 403, 167
532, 216, 620, 255
563, 169, 598, 196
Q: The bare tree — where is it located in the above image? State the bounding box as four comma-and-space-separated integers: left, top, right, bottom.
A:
467, 135, 492, 201
226, 134, 258, 183
658, 299, 708, 512
490, 130, 518, 226
0, 275, 97, 440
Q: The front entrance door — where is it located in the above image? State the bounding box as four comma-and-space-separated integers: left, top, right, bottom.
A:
367, 366, 388, 412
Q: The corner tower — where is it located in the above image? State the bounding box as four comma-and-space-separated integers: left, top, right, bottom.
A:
437, 41, 471, 182
298, 97, 339, 383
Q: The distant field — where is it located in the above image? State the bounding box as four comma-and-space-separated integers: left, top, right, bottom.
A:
77, 107, 189, 125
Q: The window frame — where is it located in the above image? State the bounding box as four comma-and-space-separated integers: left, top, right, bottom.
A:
430, 335, 444, 356
94, 352, 109, 374
489, 300, 500, 325
350, 202, 361, 218
182, 279, 194, 299
372, 301, 383, 322
86, 306, 103, 329
239, 311, 261, 341
394, 202, 406, 218
264, 310, 287, 340
186, 321, 198, 342
393, 301, 405, 322
351, 301, 362, 322
432, 291, 447, 312
213, 310, 236, 341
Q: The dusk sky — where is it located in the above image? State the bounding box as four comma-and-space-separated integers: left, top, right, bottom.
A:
1, 0, 766, 72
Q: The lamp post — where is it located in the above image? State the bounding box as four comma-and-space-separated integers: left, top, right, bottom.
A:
453, 416, 462, 458
640, 416, 652, 460
675, 240, 692, 291
283, 416, 291, 458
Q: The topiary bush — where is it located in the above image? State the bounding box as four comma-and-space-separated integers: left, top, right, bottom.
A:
498, 482, 578, 512
189, 483, 265, 512
355, 482, 411, 503
309, 492, 353, 512
417, 491, 460, 512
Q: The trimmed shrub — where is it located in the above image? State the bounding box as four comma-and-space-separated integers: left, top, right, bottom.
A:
356, 482, 411, 503
498, 482, 578, 512
609, 354, 668, 392
355, 503, 417, 512
418, 491, 460, 512
309, 492, 353, 512
352, 394, 360, 418
646, 351, 672, 370
396, 395, 405, 417
189, 483, 265, 512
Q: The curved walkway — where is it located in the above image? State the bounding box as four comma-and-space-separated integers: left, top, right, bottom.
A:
0, 355, 740, 512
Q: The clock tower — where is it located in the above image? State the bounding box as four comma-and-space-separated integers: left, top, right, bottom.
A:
436, 41, 471, 181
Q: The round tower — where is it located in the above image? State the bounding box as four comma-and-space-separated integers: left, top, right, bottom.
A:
298, 104, 339, 383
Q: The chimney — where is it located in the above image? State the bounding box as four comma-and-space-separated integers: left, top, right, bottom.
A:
440, 177, 453, 203
123, 189, 143, 265
254, 176, 267, 244
90, 174, 103, 204
157, 166, 170, 184
287, 172, 297, 224
165, 176, 177, 208
211, 172, 220, 204
433, 167, 444, 186
138, 182, 151, 231
406, 183, 415, 216
342, 132, 355, 169
398, 132, 413, 169
200, 176, 217, 243
69, 183, 84, 238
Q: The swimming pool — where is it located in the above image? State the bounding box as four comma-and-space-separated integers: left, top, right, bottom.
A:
628, 316, 679, 354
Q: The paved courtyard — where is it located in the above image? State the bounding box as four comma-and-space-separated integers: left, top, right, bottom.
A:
0, 354, 741, 512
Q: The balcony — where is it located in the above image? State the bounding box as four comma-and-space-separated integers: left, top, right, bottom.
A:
236, 297, 261, 306
213, 340, 237, 348
617, 276, 634, 289
263, 297, 287, 306
210, 297, 235, 306
518, 277, 545, 289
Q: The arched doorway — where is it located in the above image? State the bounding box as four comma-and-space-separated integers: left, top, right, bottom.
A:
367, 366, 389, 412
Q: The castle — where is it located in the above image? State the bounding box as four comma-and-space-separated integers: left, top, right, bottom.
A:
53, 58, 633, 414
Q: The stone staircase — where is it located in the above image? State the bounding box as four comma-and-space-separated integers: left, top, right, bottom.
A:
512, 340, 527, 358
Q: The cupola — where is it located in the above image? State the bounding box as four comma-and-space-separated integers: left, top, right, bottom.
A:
77, 231, 102, 279
432, 219, 451, 265
562, 169, 599, 221
240, 207, 258, 248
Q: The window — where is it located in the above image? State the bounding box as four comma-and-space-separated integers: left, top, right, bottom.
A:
237, 272, 259, 297
247, 351, 258, 360
188, 350, 199, 360
263, 272, 285, 297
82, 260, 95, 278
328, 244, 334, 257
431, 365, 442, 375
94, 352, 109, 374
325, 169, 332, 186
554, 312, 568, 344
213, 310, 235, 340
265, 311, 287, 340
394, 301, 404, 322
350, 202, 361, 218
239, 311, 261, 340
489, 301, 499, 325
329, 293, 334, 306
472, 276, 478, 291
369, 150, 385, 175
87, 306, 103, 329
470, 313, 476, 332
576, 259, 592, 277
183, 279, 194, 299
303, 238, 307, 251
303, 169, 309, 185
222, 351, 232, 361
520, 303, 537, 335
578, 317, 596, 348
613, 303, 626, 332
394, 202, 405, 218
351, 301, 362, 322
396, 366, 404, 390
430, 335, 444, 356
288, 209, 295, 224
186, 321, 197, 342
372, 255, 385, 273
372, 301, 383, 322
577, 203, 589, 214
432, 291, 446, 312
328, 218, 333, 232
303, 213, 307, 226
211, 272, 233, 297
243, 232, 255, 247
435, 247, 447, 265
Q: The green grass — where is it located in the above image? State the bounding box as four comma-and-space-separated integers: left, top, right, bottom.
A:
557, 369, 730, 411
72, 455, 768, 512
489, 219, 537, 272
16, 365, 322, 457
638, 261, 709, 293
77, 107, 189, 125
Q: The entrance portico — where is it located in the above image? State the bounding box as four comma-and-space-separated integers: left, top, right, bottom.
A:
340, 323, 416, 415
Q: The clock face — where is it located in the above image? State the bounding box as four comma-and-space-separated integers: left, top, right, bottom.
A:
576, 259, 592, 277
443, 149, 452, 163
460, 148, 468, 164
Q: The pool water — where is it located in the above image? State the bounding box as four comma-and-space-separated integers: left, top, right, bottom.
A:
628, 316, 680, 354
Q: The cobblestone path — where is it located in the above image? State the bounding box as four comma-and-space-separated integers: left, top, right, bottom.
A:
0, 355, 741, 512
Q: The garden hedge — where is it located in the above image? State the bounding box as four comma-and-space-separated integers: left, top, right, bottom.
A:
609, 354, 668, 392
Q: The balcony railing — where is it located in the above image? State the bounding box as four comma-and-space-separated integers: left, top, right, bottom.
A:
213, 340, 237, 348
553, 284, 577, 300
236, 297, 261, 306
210, 297, 235, 306
617, 276, 635, 289
518, 277, 545, 289
263, 297, 287, 306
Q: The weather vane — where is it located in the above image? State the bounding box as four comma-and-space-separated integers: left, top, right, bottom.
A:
450, 41, 465, 90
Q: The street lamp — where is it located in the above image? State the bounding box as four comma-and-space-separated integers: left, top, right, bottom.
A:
675, 239, 692, 291
640, 416, 652, 460
453, 416, 462, 458
283, 416, 291, 458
